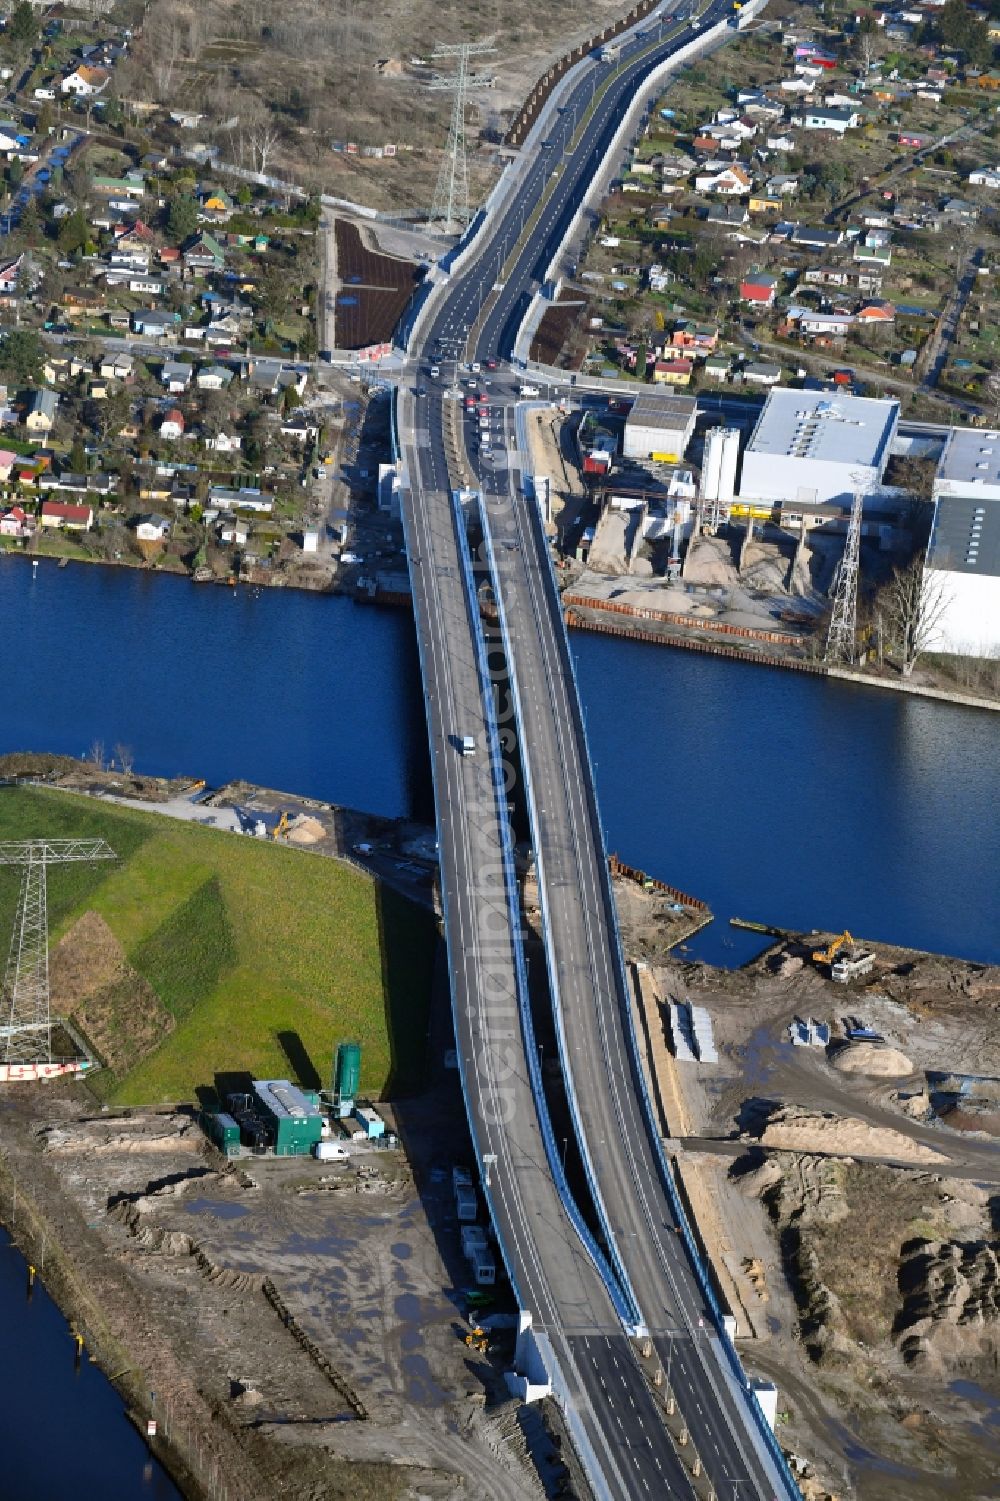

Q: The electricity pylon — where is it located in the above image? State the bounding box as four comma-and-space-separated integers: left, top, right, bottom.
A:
825, 484, 865, 664
0, 839, 116, 1067
429, 38, 497, 233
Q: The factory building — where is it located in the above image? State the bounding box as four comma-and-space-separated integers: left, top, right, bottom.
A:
738, 388, 899, 507
623, 392, 698, 463
252, 1078, 324, 1156
925, 428, 1000, 657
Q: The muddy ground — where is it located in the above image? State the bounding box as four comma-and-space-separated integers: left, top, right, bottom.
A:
641, 932, 1000, 1501
1, 1082, 575, 1501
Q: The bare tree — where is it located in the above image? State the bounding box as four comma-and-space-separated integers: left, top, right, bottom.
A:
877, 551, 951, 676
985, 367, 1000, 425
854, 28, 879, 78
247, 123, 281, 177
113, 743, 135, 777
87, 738, 106, 771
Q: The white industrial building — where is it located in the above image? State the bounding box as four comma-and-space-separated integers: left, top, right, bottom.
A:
624, 392, 698, 463
924, 428, 1000, 658
738, 388, 899, 507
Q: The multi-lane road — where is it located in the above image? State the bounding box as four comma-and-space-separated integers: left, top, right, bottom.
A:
397, 2, 799, 1497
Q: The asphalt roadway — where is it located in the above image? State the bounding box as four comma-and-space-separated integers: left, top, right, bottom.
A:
398, 1, 796, 1495
397, 383, 697, 1500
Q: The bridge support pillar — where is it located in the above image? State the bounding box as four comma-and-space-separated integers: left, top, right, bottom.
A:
506, 1311, 554, 1403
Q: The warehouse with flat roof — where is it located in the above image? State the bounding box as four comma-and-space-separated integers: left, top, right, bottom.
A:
925, 428, 1000, 656
623, 392, 698, 462
738, 388, 899, 505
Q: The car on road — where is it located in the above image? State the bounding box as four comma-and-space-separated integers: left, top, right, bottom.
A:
416, 386, 427, 396
430, 364, 440, 377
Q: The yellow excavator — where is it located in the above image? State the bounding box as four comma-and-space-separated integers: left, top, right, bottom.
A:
812, 931, 855, 968
273, 811, 291, 840
465, 1326, 490, 1355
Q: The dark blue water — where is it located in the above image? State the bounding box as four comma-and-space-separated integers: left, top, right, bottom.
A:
2, 555, 998, 969
0, 1229, 181, 1500
0, 558, 429, 820
573, 633, 1000, 966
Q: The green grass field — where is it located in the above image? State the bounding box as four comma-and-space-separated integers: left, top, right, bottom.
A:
0, 787, 436, 1106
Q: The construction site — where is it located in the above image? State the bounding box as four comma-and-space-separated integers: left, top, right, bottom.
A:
1, 752, 999, 1501
628, 925, 1000, 1501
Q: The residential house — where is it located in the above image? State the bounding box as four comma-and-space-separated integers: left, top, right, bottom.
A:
161, 361, 193, 393
648, 204, 675, 230
659, 154, 693, 179
93, 173, 145, 199
854, 241, 891, 266
801, 106, 860, 134
61, 65, 110, 96
100, 353, 134, 381
205, 431, 241, 453
131, 308, 180, 337
128, 275, 165, 296
0, 449, 18, 483
182, 233, 226, 274
694, 164, 753, 195
25, 389, 58, 435
280, 417, 319, 441
854, 268, 884, 294
0, 505, 29, 537
766, 130, 797, 151
749, 193, 783, 215
765, 174, 800, 197
976, 70, 1000, 90
196, 364, 234, 391
648, 263, 675, 292
160, 409, 185, 440
969, 167, 1000, 188
0, 253, 23, 301
798, 311, 853, 336
705, 201, 749, 226
742, 361, 783, 385
704, 354, 731, 381
40, 500, 93, 531
856, 299, 895, 323
939, 197, 979, 225
671, 322, 719, 351
199, 187, 234, 221
42, 353, 86, 383
652, 358, 693, 387
208, 486, 274, 513
0, 124, 28, 154
803, 266, 849, 287
135, 513, 171, 542
740, 271, 780, 306
219, 517, 250, 546
790, 225, 843, 250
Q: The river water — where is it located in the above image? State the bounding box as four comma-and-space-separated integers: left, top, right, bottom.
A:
2, 556, 997, 964
0, 553, 998, 1474
0, 1229, 180, 1500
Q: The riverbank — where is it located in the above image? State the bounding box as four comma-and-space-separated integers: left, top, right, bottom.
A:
8, 544, 998, 714
563, 599, 1000, 712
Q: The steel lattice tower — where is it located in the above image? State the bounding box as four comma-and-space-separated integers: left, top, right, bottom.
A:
429, 39, 497, 233
825, 486, 865, 664
0, 839, 116, 1066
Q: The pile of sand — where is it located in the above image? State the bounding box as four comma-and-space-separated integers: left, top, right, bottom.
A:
830, 1041, 914, 1078
755, 1104, 948, 1165
287, 815, 326, 845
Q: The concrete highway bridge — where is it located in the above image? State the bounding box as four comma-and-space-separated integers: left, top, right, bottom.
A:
393, 3, 801, 1496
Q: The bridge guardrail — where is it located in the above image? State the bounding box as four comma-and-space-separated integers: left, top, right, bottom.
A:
520, 488, 802, 1501
455, 488, 636, 1330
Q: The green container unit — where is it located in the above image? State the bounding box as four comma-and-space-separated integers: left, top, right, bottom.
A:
202, 1110, 241, 1157
334, 1041, 361, 1104
252, 1079, 323, 1157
